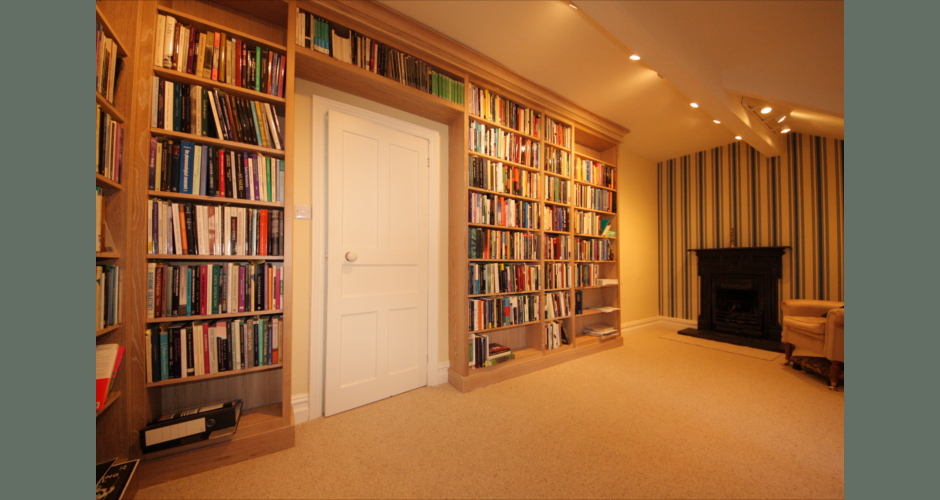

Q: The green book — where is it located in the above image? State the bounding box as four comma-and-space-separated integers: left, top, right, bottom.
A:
255, 46, 262, 92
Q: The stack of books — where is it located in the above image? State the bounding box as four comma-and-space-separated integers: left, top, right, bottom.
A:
469, 334, 515, 368
582, 325, 618, 338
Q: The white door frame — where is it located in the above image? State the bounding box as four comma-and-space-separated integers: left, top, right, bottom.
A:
307, 96, 442, 420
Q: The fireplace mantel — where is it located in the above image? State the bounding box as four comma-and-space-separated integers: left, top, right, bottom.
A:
681, 247, 790, 352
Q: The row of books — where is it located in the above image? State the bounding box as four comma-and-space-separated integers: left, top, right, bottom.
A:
576, 264, 602, 287
156, 13, 286, 97
146, 262, 283, 319
468, 227, 540, 260
468, 334, 515, 368
96, 106, 124, 183
544, 204, 570, 232
545, 146, 572, 176
468, 192, 540, 229
468, 262, 540, 296
96, 22, 123, 103
545, 291, 571, 319
574, 159, 616, 189
95, 187, 110, 253
148, 138, 284, 203
468, 84, 541, 137
148, 199, 284, 257
545, 320, 569, 350
152, 78, 284, 150
468, 157, 539, 199
575, 238, 614, 261
544, 116, 573, 149
544, 263, 571, 290
469, 294, 539, 332
574, 212, 613, 237
296, 11, 465, 106
469, 121, 541, 168
96, 265, 121, 330
544, 234, 572, 260
146, 316, 281, 382
546, 176, 571, 204
575, 185, 617, 213
582, 324, 619, 338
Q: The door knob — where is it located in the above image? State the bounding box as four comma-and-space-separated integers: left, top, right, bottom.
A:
345, 251, 358, 262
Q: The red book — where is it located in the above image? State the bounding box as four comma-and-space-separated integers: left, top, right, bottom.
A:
217, 149, 226, 198
201, 323, 211, 372
96, 344, 125, 411
259, 209, 269, 256
154, 264, 164, 318
200, 265, 209, 315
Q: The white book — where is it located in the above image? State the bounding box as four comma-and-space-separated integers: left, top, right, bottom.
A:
146, 262, 156, 318
237, 207, 246, 256
191, 142, 202, 196
208, 322, 218, 374
154, 14, 167, 68
196, 204, 208, 255
163, 79, 173, 131
151, 76, 160, 128
171, 202, 183, 255
162, 15, 176, 69
194, 322, 204, 376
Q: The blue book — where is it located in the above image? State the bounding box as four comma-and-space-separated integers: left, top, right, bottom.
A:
159, 329, 169, 381
185, 267, 193, 316
179, 141, 194, 194
199, 145, 209, 196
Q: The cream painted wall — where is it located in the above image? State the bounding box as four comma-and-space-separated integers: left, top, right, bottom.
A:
617, 150, 660, 322
291, 79, 450, 397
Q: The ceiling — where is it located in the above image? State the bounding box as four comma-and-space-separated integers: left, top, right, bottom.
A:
376, 0, 844, 162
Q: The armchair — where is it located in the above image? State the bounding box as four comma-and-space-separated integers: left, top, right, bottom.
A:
781, 299, 844, 389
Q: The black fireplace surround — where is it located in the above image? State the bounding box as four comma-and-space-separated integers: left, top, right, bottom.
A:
679, 247, 789, 352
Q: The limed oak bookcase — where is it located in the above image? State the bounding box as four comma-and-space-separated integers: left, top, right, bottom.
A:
96, 0, 627, 488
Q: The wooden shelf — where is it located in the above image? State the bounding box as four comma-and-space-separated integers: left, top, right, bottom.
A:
151, 128, 285, 157
576, 284, 619, 290
543, 315, 572, 321
96, 92, 125, 122
573, 179, 617, 191
468, 222, 539, 232
544, 199, 571, 208
574, 259, 617, 263
574, 151, 611, 164
467, 150, 541, 172
544, 170, 570, 180
574, 206, 617, 216
468, 347, 541, 374
577, 309, 620, 317
97, 324, 122, 337
146, 309, 283, 324
158, 6, 287, 52
148, 191, 284, 208
153, 67, 287, 106
146, 363, 283, 388
147, 254, 284, 261
574, 233, 617, 239
469, 320, 541, 334
96, 173, 124, 190
97, 391, 122, 418
467, 186, 539, 202
468, 290, 540, 299
97, 252, 121, 260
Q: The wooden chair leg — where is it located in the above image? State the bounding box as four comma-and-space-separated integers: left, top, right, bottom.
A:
783, 343, 794, 365
829, 361, 843, 389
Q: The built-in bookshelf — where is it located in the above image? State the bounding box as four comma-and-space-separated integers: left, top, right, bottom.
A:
129, 1, 295, 487
455, 84, 623, 389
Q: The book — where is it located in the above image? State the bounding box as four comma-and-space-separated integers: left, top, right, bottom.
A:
95, 459, 139, 500
96, 344, 125, 411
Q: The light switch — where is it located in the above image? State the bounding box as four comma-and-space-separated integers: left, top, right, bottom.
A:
295, 205, 312, 219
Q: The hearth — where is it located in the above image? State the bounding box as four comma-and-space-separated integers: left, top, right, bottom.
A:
680, 247, 788, 352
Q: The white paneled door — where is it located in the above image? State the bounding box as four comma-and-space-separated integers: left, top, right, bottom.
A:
324, 110, 429, 416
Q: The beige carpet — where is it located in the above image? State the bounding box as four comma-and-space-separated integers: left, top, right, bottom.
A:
656, 330, 783, 360
137, 325, 844, 500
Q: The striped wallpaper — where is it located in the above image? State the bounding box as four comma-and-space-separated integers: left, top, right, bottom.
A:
657, 133, 844, 320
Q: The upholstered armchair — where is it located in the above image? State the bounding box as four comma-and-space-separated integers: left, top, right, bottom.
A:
781, 300, 844, 389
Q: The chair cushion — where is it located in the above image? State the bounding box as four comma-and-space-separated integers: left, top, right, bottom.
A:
783, 316, 827, 336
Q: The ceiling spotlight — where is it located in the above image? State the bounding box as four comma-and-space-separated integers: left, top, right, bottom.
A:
713, 120, 721, 124
629, 55, 641, 61
777, 115, 787, 123
735, 136, 742, 140
568, 2, 578, 9
690, 102, 699, 108
780, 126, 791, 134
760, 107, 773, 114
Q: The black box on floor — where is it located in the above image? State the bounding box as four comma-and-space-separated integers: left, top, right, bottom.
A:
140, 399, 243, 454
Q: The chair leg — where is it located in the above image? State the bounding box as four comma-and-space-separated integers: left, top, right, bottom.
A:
829, 361, 843, 390
783, 343, 794, 365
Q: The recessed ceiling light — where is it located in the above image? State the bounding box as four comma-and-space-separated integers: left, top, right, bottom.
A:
713, 120, 721, 124
735, 136, 742, 140
629, 55, 641, 61
780, 127, 791, 134
690, 102, 699, 108
760, 107, 773, 114
777, 115, 787, 123
568, 2, 578, 9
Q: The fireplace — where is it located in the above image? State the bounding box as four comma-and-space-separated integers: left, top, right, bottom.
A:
680, 247, 788, 352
